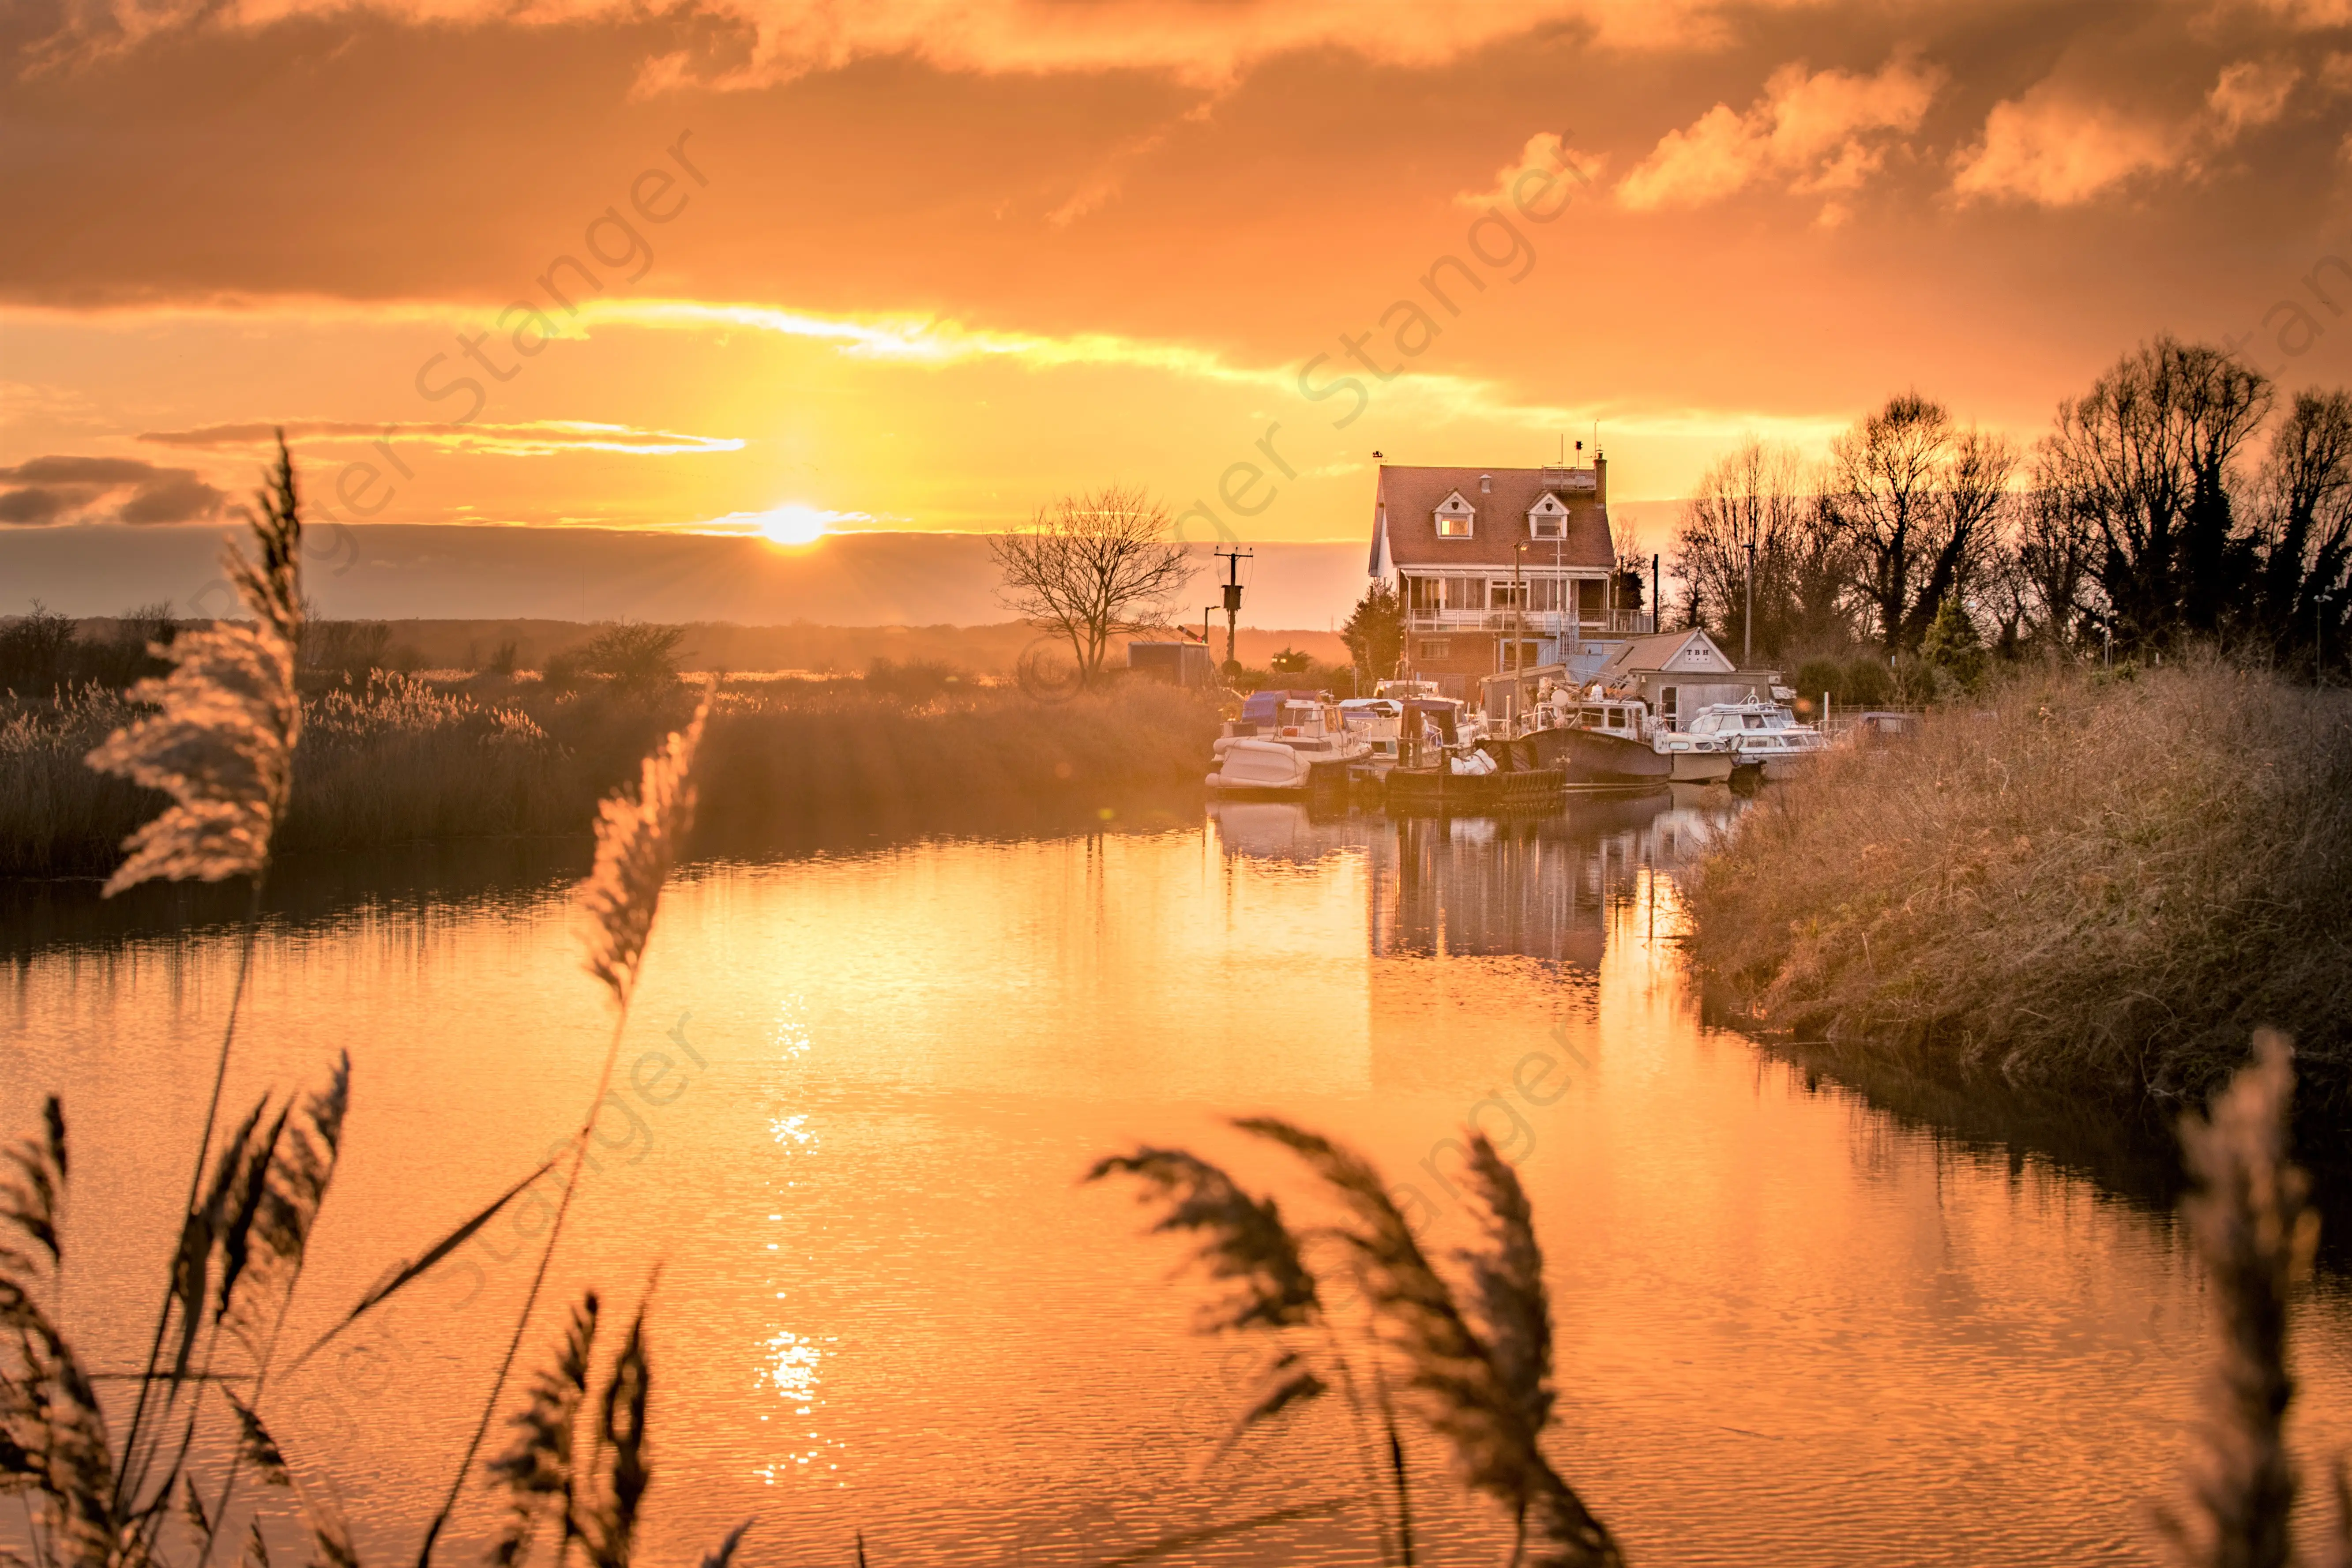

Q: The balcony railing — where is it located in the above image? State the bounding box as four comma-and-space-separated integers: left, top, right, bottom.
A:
1404, 610, 1653, 636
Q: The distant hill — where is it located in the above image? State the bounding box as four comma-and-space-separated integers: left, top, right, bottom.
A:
0, 524, 1374, 632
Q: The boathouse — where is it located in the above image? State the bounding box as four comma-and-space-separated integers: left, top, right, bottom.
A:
1592, 628, 1782, 729
1367, 458, 1652, 699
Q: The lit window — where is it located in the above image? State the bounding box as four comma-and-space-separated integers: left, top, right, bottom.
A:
1437, 511, 1473, 537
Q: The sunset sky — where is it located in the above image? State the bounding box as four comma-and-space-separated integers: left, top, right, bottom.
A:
8, 0, 2352, 557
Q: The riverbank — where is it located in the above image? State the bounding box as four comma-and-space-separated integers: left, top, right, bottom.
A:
0, 674, 1222, 878
1686, 663, 2352, 1114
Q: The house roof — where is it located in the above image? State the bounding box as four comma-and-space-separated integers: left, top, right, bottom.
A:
1371, 465, 1615, 572
1595, 629, 1737, 678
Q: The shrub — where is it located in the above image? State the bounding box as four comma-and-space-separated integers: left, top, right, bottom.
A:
581, 623, 684, 690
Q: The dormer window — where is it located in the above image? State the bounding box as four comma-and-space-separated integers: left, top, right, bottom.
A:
1435, 493, 1475, 538
1528, 493, 1568, 540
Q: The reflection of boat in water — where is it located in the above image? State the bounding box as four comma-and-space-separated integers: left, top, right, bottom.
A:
1203, 799, 1356, 861
1207, 693, 1368, 794
1686, 697, 1827, 778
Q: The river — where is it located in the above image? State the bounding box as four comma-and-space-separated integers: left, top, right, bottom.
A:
7, 790, 2350, 1567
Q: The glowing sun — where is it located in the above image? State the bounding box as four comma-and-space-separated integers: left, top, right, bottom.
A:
758, 505, 831, 546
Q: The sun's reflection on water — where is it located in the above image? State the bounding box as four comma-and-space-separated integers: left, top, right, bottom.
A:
756, 994, 843, 1487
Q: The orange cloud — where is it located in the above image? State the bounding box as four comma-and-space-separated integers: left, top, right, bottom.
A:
1615, 55, 1941, 220
41, 0, 1826, 87
0, 455, 226, 526
2208, 58, 2300, 137
1454, 133, 1607, 213
138, 419, 745, 457
1951, 59, 2297, 208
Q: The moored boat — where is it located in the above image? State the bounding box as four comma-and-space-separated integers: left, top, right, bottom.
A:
1525, 694, 1672, 785
1685, 697, 1827, 778
1207, 693, 1369, 793
1384, 699, 1563, 813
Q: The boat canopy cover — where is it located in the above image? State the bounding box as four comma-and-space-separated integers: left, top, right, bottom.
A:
1241, 689, 1323, 725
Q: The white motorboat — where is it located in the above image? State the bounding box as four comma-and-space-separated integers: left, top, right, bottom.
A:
1207, 695, 1369, 792
1648, 725, 1741, 782
1338, 697, 1405, 778
1685, 697, 1828, 778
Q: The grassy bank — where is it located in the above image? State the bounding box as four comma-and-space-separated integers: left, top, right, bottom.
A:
1687, 663, 2352, 1112
0, 673, 1221, 878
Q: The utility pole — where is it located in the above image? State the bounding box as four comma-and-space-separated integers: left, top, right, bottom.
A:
1513, 541, 1526, 727
1743, 539, 1755, 667
1214, 546, 1252, 675
1652, 554, 1661, 631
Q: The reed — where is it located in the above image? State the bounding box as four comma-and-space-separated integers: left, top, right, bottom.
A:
1687, 661, 2352, 1112
2159, 1030, 2315, 1568
0, 440, 749, 1568
1091, 1120, 1622, 1568
0, 676, 1219, 878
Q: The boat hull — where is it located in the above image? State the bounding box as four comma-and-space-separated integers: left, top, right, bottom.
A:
1665, 749, 1736, 783
1209, 739, 1354, 794
1385, 763, 1565, 814
1528, 726, 1672, 786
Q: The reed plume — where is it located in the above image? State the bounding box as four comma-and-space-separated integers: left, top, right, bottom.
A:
87, 435, 309, 1547
486, 1290, 732, 1568
1235, 1118, 1620, 1568
1086, 1148, 1327, 1431
2159, 1030, 2318, 1568
0, 1095, 121, 1568
419, 700, 707, 1568
85, 434, 303, 898
577, 700, 707, 1006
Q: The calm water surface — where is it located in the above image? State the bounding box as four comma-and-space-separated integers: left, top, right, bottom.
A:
8, 792, 2350, 1567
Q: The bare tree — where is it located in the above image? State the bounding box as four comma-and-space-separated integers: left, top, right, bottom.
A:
2037, 336, 2272, 649
990, 484, 1197, 685
1819, 393, 2015, 654
1980, 481, 2094, 652
1671, 439, 1852, 659
2250, 387, 2352, 670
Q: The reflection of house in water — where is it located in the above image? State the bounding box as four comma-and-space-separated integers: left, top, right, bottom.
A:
1372, 798, 1670, 966
1205, 793, 1738, 965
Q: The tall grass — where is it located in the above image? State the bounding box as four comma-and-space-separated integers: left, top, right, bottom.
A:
1687, 661, 2352, 1110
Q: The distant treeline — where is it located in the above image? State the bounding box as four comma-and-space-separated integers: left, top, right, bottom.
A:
0, 608, 1347, 695
1671, 334, 2352, 684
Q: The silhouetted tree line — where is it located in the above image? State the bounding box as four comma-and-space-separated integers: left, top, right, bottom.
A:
1673, 334, 2352, 681
0, 602, 176, 693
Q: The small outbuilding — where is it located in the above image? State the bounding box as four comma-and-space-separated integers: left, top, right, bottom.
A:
1127, 640, 1214, 687
1591, 629, 1780, 730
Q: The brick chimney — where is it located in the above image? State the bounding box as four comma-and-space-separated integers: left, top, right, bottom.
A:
1593, 451, 1608, 504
